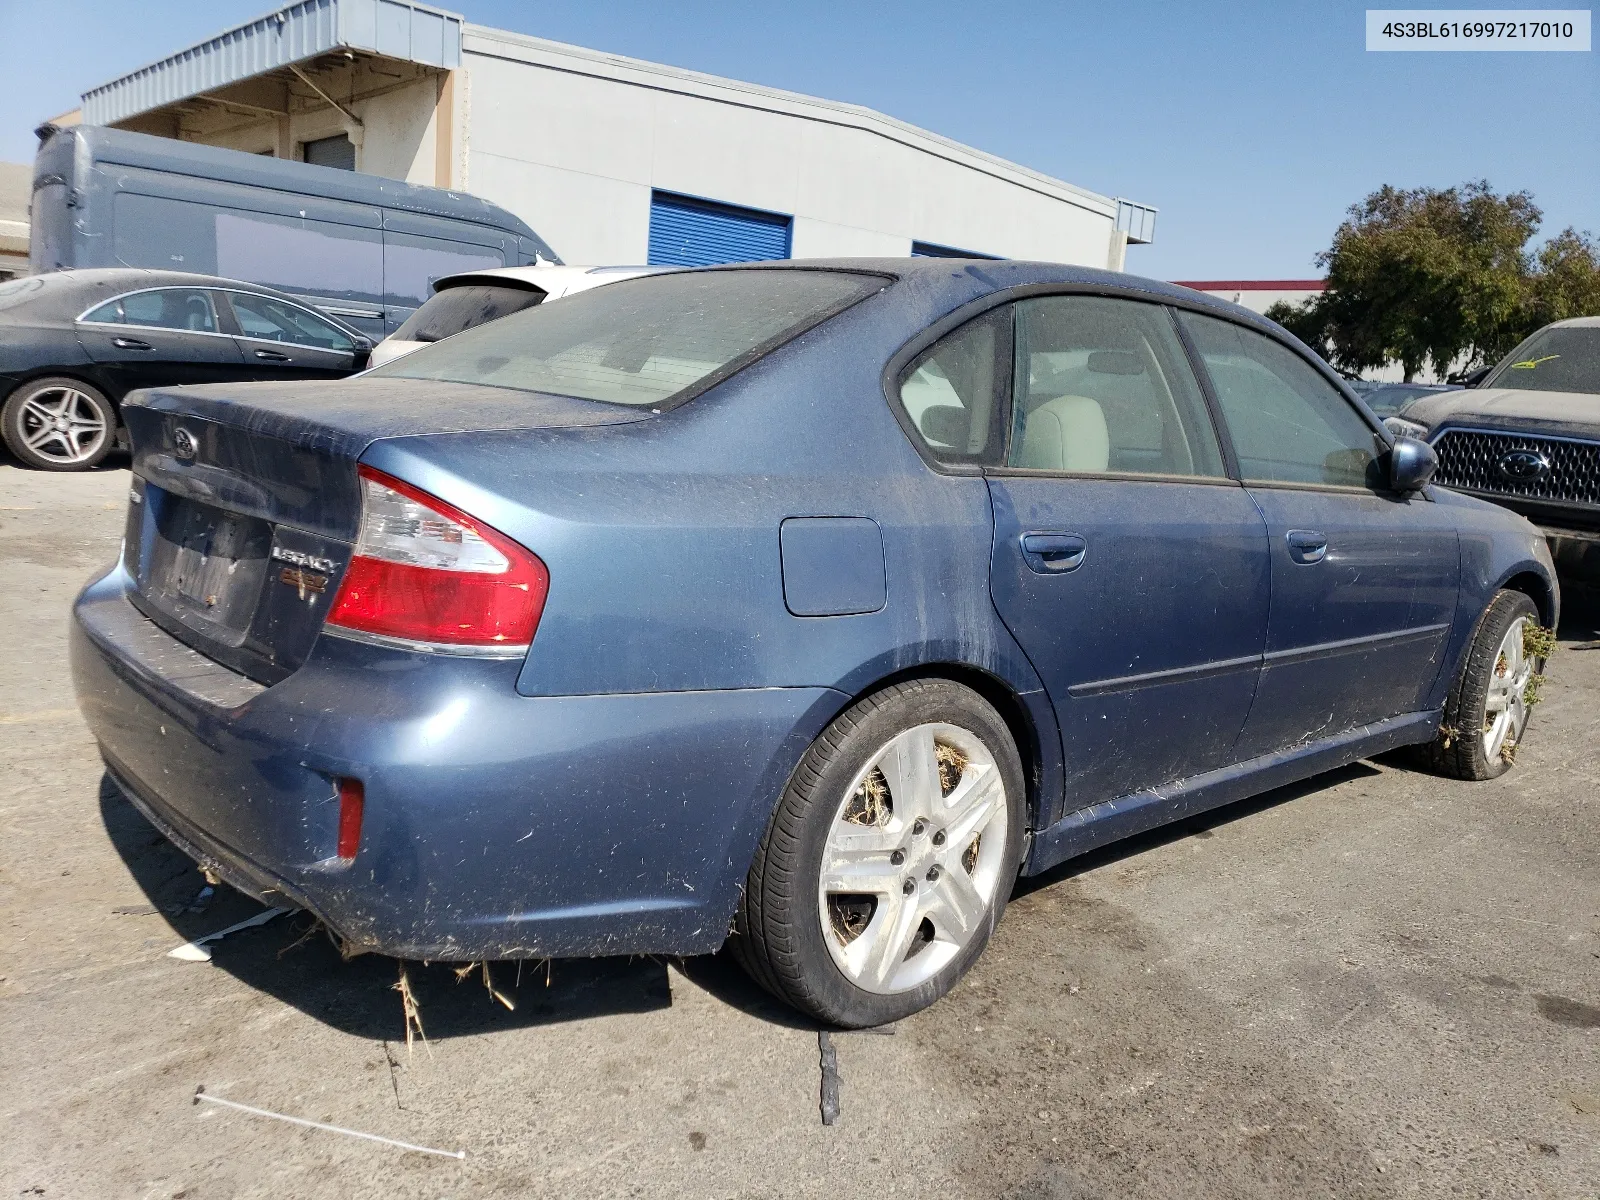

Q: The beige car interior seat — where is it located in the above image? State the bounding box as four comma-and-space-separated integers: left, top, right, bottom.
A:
1016, 395, 1111, 472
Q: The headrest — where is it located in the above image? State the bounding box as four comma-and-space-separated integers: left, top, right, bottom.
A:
1017, 395, 1110, 473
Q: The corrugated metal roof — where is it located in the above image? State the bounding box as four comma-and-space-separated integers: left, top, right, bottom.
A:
81, 0, 462, 126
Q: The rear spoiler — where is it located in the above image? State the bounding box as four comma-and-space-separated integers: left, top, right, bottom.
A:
432, 273, 549, 297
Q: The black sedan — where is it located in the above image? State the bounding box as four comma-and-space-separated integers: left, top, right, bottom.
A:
0, 269, 371, 470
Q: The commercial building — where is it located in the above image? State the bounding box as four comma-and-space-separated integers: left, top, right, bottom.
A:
68, 0, 1156, 270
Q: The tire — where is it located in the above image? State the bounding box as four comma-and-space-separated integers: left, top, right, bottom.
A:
1422, 590, 1543, 780
731, 679, 1026, 1027
1, 377, 116, 471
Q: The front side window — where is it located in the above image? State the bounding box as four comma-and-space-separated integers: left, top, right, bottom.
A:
227, 293, 354, 351
83, 289, 218, 333
373, 269, 884, 409
895, 309, 1006, 463
1180, 311, 1385, 488
1007, 297, 1225, 478
1485, 325, 1600, 395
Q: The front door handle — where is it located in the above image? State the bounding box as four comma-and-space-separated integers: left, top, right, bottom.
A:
1286, 529, 1328, 564
1020, 532, 1087, 573
253, 349, 291, 362
112, 337, 152, 350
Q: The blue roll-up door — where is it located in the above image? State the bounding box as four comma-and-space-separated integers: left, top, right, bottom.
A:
648, 191, 792, 266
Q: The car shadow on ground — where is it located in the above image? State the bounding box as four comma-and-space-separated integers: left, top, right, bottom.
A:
99, 775, 673, 1042
96, 572, 1600, 1041
1014, 760, 1384, 900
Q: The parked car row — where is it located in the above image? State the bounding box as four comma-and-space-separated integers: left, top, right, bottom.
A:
0, 263, 658, 470
70, 259, 1560, 1026
0, 270, 372, 470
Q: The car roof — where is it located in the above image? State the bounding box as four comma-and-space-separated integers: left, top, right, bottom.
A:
1544, 314, 1600, 330
676, 257, 1301, 336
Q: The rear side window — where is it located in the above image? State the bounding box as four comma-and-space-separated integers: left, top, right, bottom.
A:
1008, 297, 1224, 478
392, 284, 546, 345
1180, 312, 1384, 488
83, 289, 218, 333
895, 310, 1007, 464
374, 269, 885, 408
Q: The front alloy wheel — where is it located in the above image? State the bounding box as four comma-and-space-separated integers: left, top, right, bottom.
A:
1481, 612, 1535, 763
1423, 589, 1544, 780
732, 679, 1025, 1027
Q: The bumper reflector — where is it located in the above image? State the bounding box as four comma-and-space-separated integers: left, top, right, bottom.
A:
336, 778, 365, 860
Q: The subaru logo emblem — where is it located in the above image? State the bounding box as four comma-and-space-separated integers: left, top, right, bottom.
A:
1496, 448, 1549, 482
172, 428, 198, 461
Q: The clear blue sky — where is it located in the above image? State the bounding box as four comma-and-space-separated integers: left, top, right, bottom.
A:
1, 0, 1594, 279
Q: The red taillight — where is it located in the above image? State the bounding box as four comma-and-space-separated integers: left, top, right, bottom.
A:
336, 777, 364, 860
327, 465, 549, 649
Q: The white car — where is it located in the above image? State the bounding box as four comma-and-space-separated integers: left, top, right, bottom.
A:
368, 265, 668, 367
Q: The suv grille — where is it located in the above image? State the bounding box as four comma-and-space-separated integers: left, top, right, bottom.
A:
1431, 428, 1600, 508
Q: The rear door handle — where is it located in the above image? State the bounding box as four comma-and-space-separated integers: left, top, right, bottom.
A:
253, 349, 291, 362
112, 337, 152, 350
1020, 532, 1087, 573
1286, 529, 1328, 564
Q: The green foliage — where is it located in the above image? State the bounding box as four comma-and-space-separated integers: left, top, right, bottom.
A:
1278, 182, 1600, 381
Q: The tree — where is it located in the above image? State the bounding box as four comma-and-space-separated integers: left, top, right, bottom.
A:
1523, 228, 1600, 334
1266, 182, 1600, 381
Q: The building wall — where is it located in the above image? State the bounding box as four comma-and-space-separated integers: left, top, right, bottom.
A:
459, 29, 1120, 267
0, 161, 31, 278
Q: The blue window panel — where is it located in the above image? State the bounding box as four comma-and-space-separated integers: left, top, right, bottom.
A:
648, 191, 792, 267
911, 240, 999, 260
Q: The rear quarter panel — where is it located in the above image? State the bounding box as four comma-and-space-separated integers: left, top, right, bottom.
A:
361, 270, 1043, 702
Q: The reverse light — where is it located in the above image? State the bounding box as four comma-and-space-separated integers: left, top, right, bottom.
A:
326, 465, 549, 651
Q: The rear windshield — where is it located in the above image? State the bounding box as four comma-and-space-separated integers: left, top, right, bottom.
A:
1486, 326, 1600, 394
393, 283, 546, 344
371, 269, 885, 408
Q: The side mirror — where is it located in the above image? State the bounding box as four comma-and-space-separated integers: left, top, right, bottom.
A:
1389, 436, 1437, 493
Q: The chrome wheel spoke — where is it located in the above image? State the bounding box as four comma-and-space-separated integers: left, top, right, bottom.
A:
854, 890, 923, 990
940, 765, 1002, 848
881, 725, 940, 825
925, 865, 985, 939
820, 823, 901, 895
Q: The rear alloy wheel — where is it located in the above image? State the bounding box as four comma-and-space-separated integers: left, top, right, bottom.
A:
1424, 589, 1543, 780
732, 680, 1025, 1027
2, 377, 115, 471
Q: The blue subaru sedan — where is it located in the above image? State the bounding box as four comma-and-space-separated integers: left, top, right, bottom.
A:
71, 261, 1558, 1026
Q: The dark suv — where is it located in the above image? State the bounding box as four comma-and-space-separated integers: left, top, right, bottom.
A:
1388, 316, 1600, 578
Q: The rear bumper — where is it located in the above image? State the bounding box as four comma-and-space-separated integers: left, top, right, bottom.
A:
72, 566, 843, 959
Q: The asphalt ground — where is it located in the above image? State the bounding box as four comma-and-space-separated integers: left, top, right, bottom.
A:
1, 458, 1596, 1199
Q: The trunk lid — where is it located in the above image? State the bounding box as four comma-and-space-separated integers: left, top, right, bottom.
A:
121, 377, 650, 683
